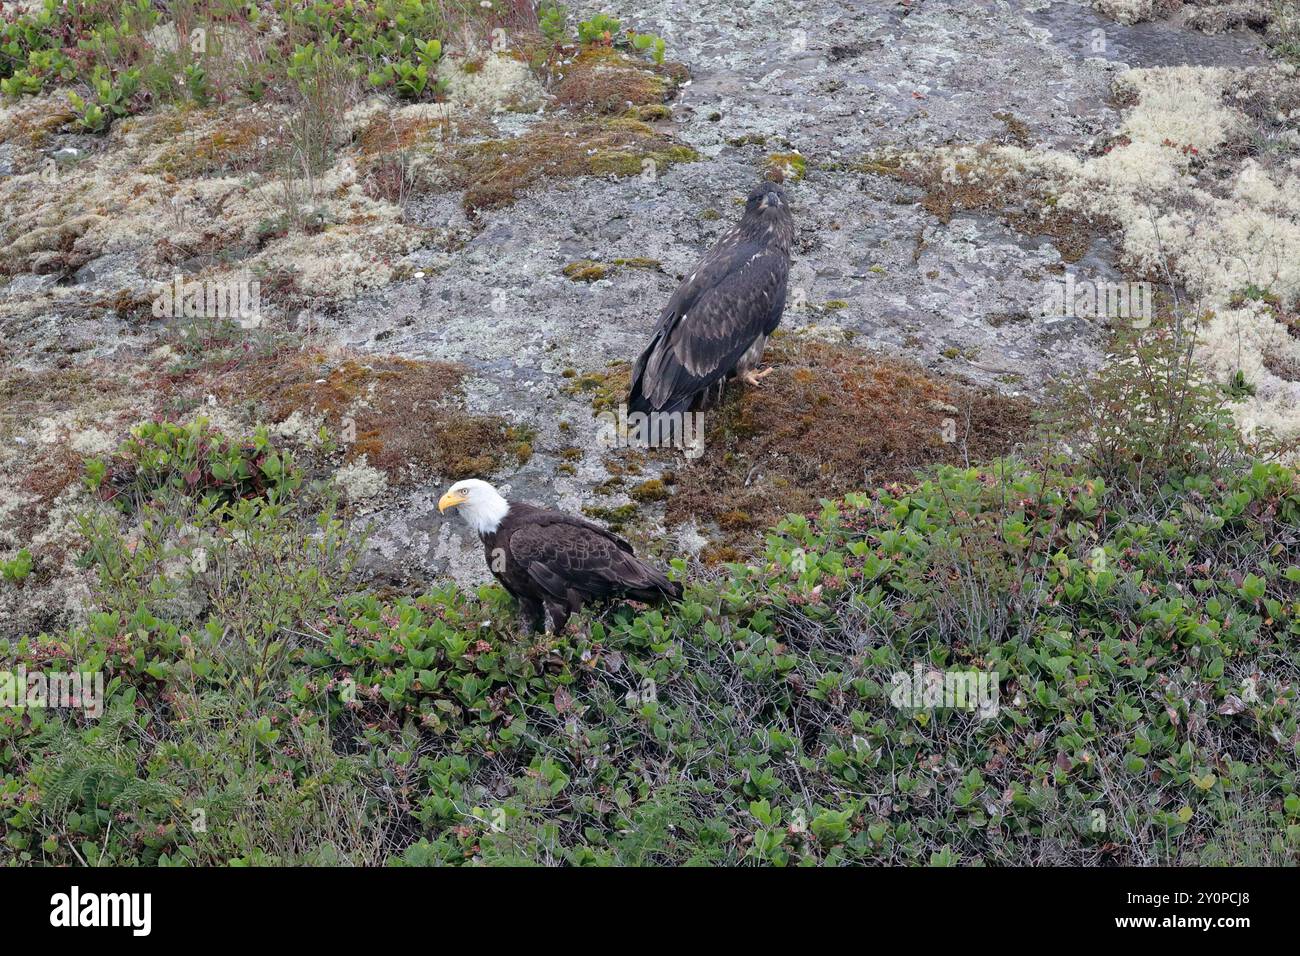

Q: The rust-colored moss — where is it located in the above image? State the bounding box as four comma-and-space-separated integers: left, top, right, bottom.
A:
993, 111, 1031, 147
553, 61, 669, 113
665, 337, 1033, 554
356, 111, 490, 157
551, 47, 687, 115
442, 119, 698, 213
206, 348, 521, 483
701, 543, 743, 566
1007, 205, 1099, 263
0, 365, 99, 409
148, 117, 273, 177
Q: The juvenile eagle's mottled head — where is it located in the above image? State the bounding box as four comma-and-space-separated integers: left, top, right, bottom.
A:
740, 181, 794, 251
745, 180, 787, 213
438, 479, 510, 535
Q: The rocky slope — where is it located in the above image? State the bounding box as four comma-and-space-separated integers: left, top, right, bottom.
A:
0, 0, 1292, 635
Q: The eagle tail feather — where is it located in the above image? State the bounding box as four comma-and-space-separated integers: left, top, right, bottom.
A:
622, 556, 683, 604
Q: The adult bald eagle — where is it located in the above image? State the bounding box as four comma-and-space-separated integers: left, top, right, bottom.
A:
627, 181, 794, 416
438, 479, 682, 633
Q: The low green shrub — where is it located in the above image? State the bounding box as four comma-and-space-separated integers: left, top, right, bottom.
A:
5, 413, 1297, 865
85, 418, 298, 513
0, 550, 32, 584
1041, 323, 1255, 498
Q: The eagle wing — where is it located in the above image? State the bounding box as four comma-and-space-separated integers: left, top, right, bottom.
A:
629, 231, 789, 415
506, 511, 676, 602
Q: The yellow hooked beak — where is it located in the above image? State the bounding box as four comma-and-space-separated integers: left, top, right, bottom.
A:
438, 489, 467, 513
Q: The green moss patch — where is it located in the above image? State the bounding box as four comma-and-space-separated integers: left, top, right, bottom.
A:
629, 478, 669, 502
562, 361, 632, 415
626, 103, 672, 122
562, 260, 608, 282
613, 256, 662, 270
562, 257, 663, 282
764, 151, 806, 183
580, 502, 638, 530
441, 119, 699, 214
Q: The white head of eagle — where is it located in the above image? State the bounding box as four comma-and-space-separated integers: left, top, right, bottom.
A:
438, 478, 510, 535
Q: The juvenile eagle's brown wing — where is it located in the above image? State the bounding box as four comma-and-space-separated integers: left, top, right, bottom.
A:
506, 511, 680, 603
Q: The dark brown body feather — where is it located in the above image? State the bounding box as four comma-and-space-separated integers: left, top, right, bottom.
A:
482, 502, 681, 632
628, 181, 794, 416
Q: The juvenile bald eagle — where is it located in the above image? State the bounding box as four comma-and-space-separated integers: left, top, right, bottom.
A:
627, 181, 794, 416
438, 479, 682, 633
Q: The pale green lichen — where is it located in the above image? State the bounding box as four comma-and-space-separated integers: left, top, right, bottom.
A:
334, 455, 389, 503
907, 64, 1300, 442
